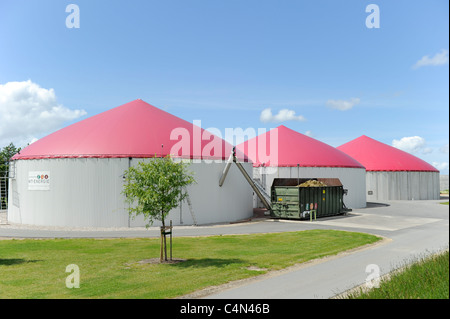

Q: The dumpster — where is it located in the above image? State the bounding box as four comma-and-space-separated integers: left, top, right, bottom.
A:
270, 178, 347, 220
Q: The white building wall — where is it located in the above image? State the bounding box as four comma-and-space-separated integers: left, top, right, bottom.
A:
8, 158, 253, 227
440, 175, 449, 191
253, 166, 366, 209
366, 171, 440, 201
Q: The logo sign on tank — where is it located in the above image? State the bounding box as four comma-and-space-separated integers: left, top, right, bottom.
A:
28, 171, 50, 191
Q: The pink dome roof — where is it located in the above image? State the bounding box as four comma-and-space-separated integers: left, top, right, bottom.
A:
12, 99, 243, 161
236, 125, 365, 168
337, 135, 438, 172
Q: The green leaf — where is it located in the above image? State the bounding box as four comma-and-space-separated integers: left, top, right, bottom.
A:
122, 156, 195, 227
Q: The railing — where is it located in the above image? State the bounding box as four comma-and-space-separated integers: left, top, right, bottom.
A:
0, 177, 8, 210
0, 161, 15, 210
252, 178, 271, 208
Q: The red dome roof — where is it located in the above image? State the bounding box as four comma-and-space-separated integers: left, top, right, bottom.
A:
337, 135, 438, 172
12, 99, 242, 161
236, 125, 365, 168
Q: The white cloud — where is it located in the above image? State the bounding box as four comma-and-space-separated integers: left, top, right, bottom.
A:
440, 143, 449, 154
413, 49, 449, 69
432, 162, 449, 171
392, 136, 433, 155
260, 108, 306, 123
304, 130, 314, 137
0, 80, 86, 147
326, 97, 360, 111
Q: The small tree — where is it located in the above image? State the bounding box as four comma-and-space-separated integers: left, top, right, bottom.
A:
123, 156, 195, 261
0, 143, 21, 174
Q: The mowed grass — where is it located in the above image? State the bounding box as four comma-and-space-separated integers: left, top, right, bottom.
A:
346, 250, 449, 299
0, 229, 380, 299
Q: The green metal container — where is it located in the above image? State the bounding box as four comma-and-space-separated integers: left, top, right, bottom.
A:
270, 178, 346, 220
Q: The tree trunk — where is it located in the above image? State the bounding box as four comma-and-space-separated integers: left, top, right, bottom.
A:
160, 215, 165, 262
160, 228, 164, 262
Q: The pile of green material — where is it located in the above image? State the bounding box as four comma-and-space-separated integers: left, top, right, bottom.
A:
297, 180, 327, 187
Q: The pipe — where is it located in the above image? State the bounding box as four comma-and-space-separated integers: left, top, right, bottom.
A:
218, 152, 234, 187
231, 148, 272, 211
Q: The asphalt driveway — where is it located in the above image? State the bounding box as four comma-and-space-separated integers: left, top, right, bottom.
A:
0, 198, 448, 298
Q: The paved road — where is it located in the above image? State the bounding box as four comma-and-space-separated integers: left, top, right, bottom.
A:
0, 199, 448, 298
204, 200, 449, 299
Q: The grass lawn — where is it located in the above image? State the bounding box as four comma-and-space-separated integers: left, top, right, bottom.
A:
0, 229, 379, 299
345, 250, 449, 299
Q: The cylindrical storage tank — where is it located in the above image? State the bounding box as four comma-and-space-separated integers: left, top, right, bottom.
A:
236, 125, 367, 209
337, 135, 440, 201
8, 100, 253, 227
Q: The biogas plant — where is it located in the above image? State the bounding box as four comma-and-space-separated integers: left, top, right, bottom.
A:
5, 100, 441, 228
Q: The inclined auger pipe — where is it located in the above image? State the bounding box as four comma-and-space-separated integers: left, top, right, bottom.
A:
218, 152, 233, 187
218, 147, 272, 211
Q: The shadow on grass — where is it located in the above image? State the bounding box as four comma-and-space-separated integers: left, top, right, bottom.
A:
0, 259, 41, 266
170, 258, 245, 268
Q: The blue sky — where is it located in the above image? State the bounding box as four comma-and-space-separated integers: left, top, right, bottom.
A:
0, 0, 448, 173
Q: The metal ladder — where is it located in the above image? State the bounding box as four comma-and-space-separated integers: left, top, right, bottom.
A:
183, 187, 197, 226
0, 161, 11, 210
0, 178, 7, 211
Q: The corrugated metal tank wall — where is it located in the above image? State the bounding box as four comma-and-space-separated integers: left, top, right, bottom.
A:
440, 175, 449, 191
366, 171, 440, 201
128, 158, 254, 227
8, 158, 253, 227
253, 166, 367, 209
8, 158, 129, 227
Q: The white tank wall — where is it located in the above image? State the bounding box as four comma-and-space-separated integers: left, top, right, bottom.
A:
8, 158, 129, 227
8, 158, 253, 227
127, 158, 254, 227
440, 175, 449, 192
366, 171, 440, 201
253, 166, 367, 209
